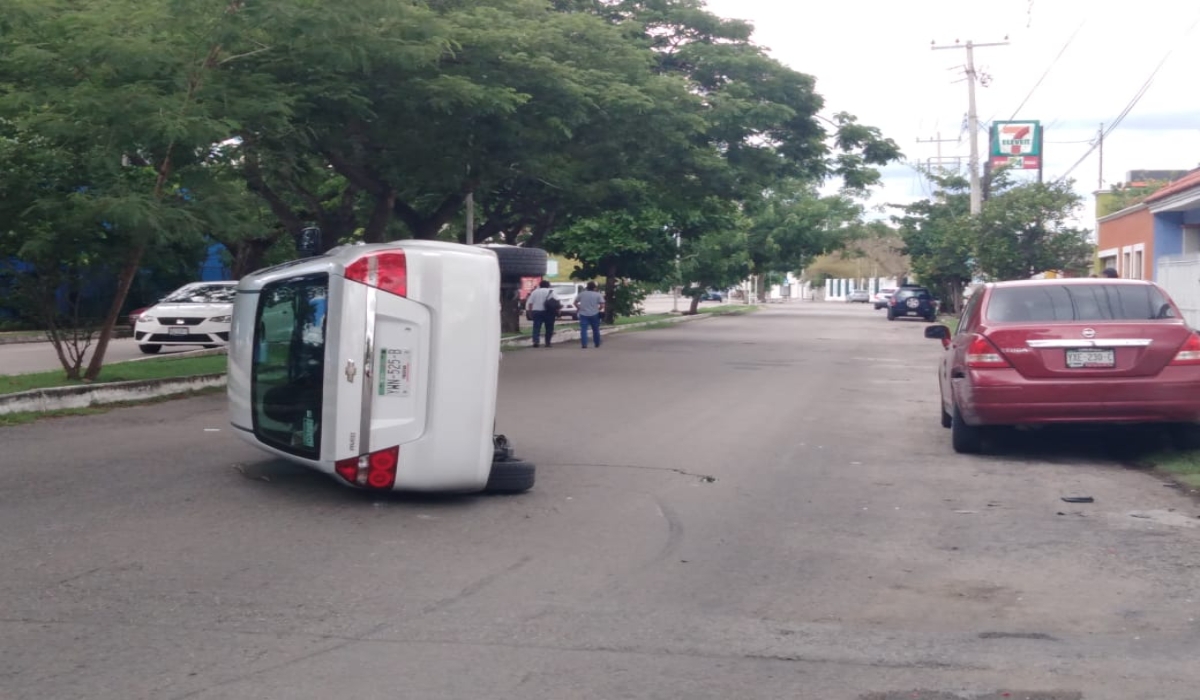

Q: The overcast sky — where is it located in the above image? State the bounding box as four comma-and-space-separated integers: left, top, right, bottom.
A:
702, 0, 1200, 226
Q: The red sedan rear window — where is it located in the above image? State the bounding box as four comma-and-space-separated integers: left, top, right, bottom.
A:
986, 284, 1174, 322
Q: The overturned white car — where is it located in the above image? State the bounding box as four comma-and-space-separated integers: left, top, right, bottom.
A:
227, 240, 540, 493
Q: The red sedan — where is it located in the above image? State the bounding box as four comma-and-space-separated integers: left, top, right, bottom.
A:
925, 278, 1200, 453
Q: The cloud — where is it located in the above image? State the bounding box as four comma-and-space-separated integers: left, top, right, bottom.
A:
1048, 111, 1200, 133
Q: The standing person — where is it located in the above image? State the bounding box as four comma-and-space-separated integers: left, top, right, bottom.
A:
525, 280, 557, 348
576, 281, 605, 349
1101, 267, 1119, 278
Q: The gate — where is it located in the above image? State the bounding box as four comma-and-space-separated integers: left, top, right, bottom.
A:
1158, 255, 1200, 329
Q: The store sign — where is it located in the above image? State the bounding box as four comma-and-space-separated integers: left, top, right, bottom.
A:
990, 121, 1042, 170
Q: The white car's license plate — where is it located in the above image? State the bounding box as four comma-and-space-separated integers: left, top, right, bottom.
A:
1066, 348, 1115, 368
379, 348, 412, 397
168, 327, 189, 336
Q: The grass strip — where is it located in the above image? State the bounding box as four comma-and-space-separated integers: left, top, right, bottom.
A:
1140, 450, 1200, 488
1, 354, 227, 395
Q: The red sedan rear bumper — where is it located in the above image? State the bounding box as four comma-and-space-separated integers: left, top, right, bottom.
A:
954, 368, 1200, 426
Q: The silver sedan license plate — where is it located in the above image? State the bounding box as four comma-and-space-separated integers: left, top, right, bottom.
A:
168, 327, 189, 336
1066, 348, 1114, 368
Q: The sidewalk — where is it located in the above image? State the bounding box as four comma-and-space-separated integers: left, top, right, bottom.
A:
1, 308, 754, 417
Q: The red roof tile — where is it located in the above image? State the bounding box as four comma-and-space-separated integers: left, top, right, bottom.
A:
1145, 168, 1200, 203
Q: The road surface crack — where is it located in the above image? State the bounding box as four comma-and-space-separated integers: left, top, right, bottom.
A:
555, 462, 717, 482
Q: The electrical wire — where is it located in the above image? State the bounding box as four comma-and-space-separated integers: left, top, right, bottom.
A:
1009, 20, 1086, 121
1055, 12, 1200, 184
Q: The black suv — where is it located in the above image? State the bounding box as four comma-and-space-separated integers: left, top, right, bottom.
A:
887, 285, 938, 322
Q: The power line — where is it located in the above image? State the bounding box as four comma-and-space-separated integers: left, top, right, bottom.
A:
1009, 19, 1086, 121
1055, 12, 1200, 184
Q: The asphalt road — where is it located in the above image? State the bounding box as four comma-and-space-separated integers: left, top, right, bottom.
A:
4, 303, 1200, 700
2, 337, 200, 375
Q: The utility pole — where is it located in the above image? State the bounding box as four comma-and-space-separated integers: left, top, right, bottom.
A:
1097, 122, 1105, 190
916, 132, 958, 174
932, 38, 1009, 215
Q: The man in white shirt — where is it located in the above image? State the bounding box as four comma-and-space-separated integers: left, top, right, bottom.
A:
525, 280, 557, 348
576, 281, 605, 349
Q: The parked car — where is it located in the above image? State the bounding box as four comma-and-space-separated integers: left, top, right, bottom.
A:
887, 285, 938, 322
845, 289, 871, 303
700, 289, 725, 302
924, 278, 1200, 454
133, 281, 238, 354
872, 287, 897, 309
551, 283, 582, 319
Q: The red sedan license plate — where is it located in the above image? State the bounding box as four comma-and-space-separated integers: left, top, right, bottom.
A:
1066, 348, 1114, 368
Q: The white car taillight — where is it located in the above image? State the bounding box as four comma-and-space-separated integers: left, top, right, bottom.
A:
335, 446, 399, 489
345, 251, 407, 296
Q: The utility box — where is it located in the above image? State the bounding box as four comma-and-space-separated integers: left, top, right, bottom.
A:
227, 240, 534, 493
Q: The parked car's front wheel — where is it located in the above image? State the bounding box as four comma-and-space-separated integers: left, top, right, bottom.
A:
139, 344, 161, 354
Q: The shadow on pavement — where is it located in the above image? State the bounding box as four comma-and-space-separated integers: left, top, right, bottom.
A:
231, 458, 492, 507
981, 424, 1175, 469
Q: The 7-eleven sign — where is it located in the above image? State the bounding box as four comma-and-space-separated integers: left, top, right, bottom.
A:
990, 120, 1042, 159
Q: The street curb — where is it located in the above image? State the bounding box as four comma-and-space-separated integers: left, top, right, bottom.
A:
1, 308, 757, 416
0, 329, 134, 345
0, 373, 227, 416
499, 307, 755, 348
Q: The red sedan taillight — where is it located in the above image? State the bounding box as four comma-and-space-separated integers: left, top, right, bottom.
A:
345, 251, 407, 297
335, 446, 399, 489
1170, 333, 1200, 366
966, 334, 1011, 369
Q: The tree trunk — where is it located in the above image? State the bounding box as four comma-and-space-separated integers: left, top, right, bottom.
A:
229, 237, 276, 279
83, 243, 146, 381
500, 286, 522, 335
603, 261, 618, 325
362, 190, 395, 244
688, 294, 701, 315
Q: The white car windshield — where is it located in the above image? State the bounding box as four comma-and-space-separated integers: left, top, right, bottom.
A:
162, 283, 237, 304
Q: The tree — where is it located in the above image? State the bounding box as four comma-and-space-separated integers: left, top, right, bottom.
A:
546, 208, 677, 323
0, 0, 266, 379
894, 170, 1094, 312
974, 172, 1094, 281
745, 182, 864, 300
1097, 180, 1170, 217
678, 227, 752, 314
892, 172, 974, 311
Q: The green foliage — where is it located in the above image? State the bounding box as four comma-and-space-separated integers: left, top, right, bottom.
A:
607, 280, 655, 319
2, 0, 905, 356
974, 174, 1093, 280
894, 169, 1094, 311
678, 227, 752, 312
892, 172, 974, 308
1097, 180, 1169, 217
746, 182, 864, 276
